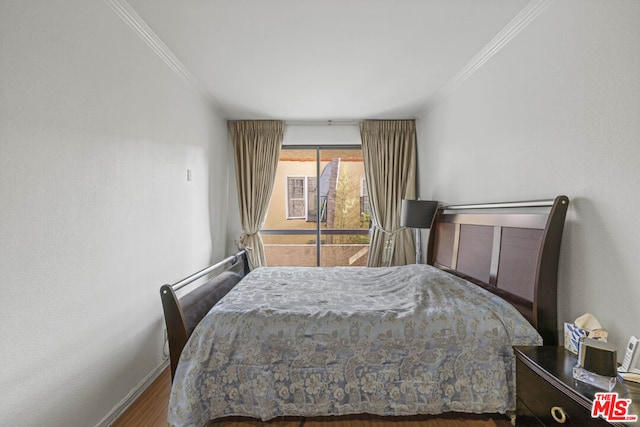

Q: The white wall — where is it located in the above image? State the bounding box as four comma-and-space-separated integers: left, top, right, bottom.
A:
416, 0, 640, 355
0, 1, 229, 426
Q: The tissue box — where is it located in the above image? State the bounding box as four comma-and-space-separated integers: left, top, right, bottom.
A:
564, 322, 608, 355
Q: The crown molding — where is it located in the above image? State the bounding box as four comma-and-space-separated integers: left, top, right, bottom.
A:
421, 0, 555, 114
105, 0, 552, 121
103, 0, 226, 117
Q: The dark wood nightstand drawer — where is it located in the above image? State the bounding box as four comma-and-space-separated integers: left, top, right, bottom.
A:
514, 346, 640, 427
517, 355, 609, 426
516, 395, 544, 426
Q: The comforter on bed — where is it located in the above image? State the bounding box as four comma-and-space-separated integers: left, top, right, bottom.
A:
168, 264, 541, 426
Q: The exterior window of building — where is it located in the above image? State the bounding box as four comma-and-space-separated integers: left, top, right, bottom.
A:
307, 177, 317, 221
360, 177, 370, 215
286, 176, 306, 219
286, 176, 318, 220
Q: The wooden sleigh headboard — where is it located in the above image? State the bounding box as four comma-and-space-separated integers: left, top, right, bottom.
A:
426, 195, 569, 345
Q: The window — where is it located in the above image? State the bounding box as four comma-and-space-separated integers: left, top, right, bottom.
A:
286, 176, 318, 220
307, 177, 318, 221
262, 147, 370, 267
286, 176, 306, 219
360, 177, 370, 215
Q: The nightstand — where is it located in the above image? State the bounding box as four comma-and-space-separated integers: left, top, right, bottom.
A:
514, 346, 640, 426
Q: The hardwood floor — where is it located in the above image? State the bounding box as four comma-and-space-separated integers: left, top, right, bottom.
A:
112, 367, 171, 427
112, 367, 512, 427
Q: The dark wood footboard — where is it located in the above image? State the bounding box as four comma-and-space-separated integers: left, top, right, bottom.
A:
160, 250, 249, 380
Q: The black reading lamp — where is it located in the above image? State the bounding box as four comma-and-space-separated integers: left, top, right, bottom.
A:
401, 199, 439, 264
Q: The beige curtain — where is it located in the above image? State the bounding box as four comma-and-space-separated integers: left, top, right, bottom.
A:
360, 120, 416, 267
229, 120, 284, 270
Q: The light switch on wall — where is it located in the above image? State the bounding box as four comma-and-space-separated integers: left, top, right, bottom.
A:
187, 169, 192, 181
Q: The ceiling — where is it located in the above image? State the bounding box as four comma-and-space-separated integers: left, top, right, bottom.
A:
123, 0, 532, 121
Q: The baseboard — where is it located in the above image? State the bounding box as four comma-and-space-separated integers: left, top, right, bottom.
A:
96, 359, 170, 427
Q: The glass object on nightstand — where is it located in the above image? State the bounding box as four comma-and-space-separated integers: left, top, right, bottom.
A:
573, 365, 616, 391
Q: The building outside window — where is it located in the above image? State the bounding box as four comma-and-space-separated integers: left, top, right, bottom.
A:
261, 147, 370, 267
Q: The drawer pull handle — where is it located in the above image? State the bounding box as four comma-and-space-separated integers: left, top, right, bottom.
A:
551, 406, 568, 423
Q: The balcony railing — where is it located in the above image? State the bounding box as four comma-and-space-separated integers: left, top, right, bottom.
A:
260, 228, 370, 267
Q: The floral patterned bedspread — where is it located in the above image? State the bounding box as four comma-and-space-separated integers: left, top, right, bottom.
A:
168, 264, 542, 426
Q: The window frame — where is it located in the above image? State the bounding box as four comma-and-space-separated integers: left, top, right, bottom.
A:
264, 145, 368, 267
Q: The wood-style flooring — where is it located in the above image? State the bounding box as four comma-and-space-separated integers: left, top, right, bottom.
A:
112, 367, 172, 427
112, 367, 512, 427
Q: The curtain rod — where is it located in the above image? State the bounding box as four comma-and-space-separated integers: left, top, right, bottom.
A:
285, 120, 360, 126
284, 118, 418, 126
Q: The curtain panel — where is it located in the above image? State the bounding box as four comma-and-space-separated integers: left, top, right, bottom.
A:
229, 120, 284, 270
360, 120, 417, 267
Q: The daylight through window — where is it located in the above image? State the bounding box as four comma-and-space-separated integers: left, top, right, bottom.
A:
261, 147, 370, 267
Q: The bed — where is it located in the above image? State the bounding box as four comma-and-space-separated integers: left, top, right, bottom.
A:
161, 195, 569, 427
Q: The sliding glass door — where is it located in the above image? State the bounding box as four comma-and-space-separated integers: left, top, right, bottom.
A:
261, 146, 370, 267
